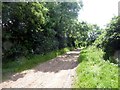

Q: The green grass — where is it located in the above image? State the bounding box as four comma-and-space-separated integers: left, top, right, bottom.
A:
73, 46, 119, 88
2, 47, 72, 81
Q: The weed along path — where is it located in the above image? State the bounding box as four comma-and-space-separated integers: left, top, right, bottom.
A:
0, 49, 80, 88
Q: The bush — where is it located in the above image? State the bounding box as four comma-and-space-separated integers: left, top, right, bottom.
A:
94, 16, 120, 64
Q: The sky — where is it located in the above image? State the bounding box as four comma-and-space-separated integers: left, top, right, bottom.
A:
78, 0, 120, 28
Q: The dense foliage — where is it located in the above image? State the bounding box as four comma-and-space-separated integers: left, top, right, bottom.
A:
2, 2, 83, 63
2, 2, 102, 63
94, 16, 120, 64
73, 16, 120, 87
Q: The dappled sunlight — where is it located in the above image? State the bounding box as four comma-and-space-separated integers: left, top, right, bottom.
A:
2, 0, 119, 88
1, 49, 80, 88
66, 51, 80, 55
34, 49, 80, 73
90, 65, 101, 74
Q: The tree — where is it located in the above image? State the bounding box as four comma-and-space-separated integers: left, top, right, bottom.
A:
2, 2, 48, 61
94, 16, 120, 63
2, 2, 83, 62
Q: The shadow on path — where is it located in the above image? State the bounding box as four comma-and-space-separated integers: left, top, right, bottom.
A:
34, 49, 80, 73
2, 49, 80, 83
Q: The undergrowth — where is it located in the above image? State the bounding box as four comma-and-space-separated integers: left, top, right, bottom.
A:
73, 46, 119, 88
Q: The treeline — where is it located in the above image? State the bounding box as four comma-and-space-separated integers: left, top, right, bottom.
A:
73, 16, 120, 88
2, 2, 101, 63
94, 16, 120, 64
2, 2, 86, 63
3, 2, 117, 64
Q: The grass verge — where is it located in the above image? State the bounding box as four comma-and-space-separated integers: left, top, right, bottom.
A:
2, 47, 72, 81
73, 46, 119, 88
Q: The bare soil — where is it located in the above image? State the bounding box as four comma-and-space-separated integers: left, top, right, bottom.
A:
0, 49, 80, 88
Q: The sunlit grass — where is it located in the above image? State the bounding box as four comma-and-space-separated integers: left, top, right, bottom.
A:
73, 46, 118, 88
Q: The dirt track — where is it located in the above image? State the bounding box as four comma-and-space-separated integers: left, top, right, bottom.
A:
0, 50, 80, 88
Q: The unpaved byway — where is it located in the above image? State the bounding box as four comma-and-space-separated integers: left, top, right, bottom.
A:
0, 49, 80, 88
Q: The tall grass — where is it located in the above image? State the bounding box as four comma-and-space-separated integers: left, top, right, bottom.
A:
2, 47, 71, 81
73, 46, 118, 88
